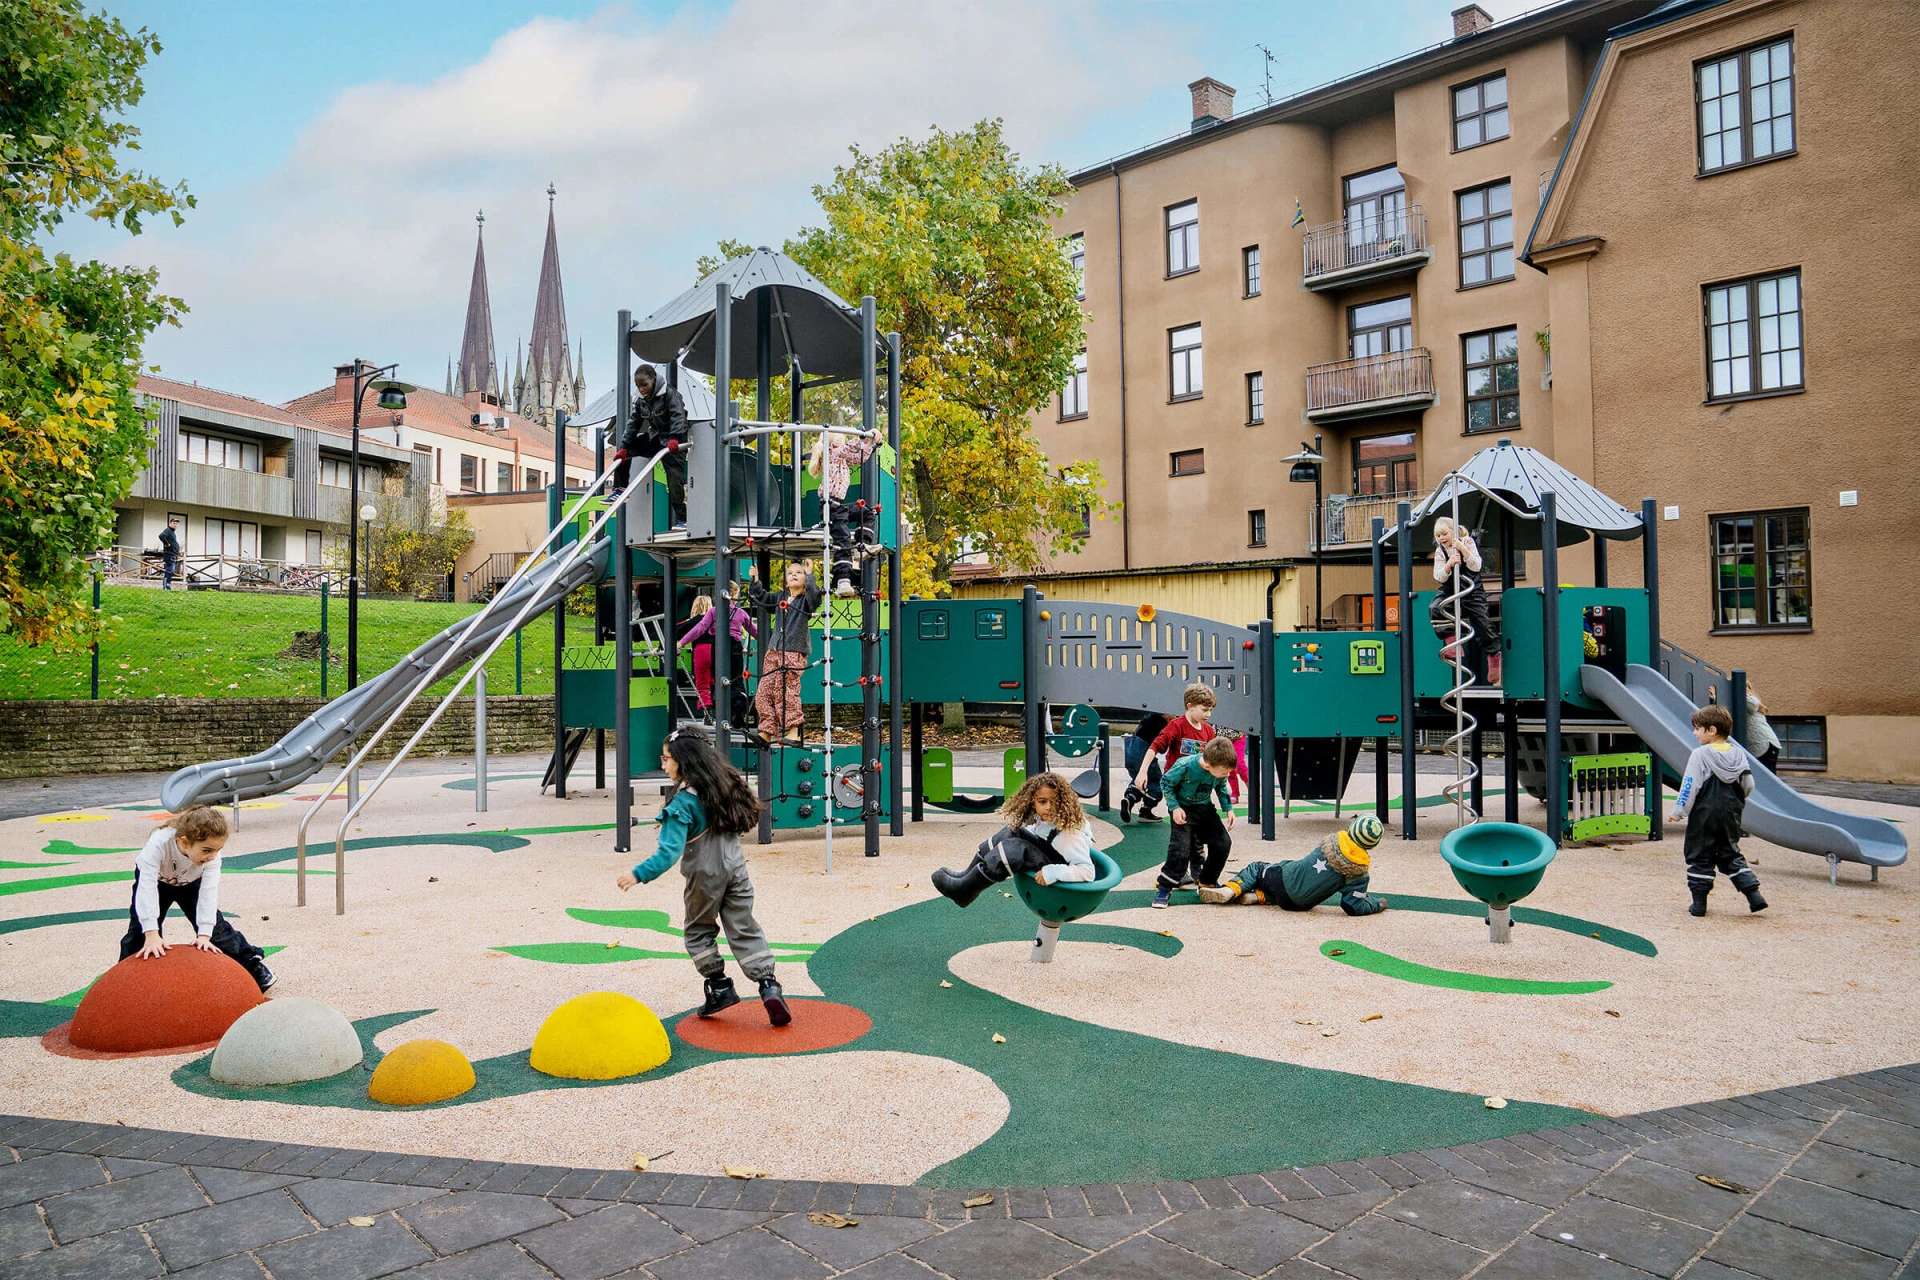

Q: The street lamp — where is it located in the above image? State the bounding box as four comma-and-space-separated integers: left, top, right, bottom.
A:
1284, 435, 1326, 631
345, 359, 412, 690
359, 502, 378, 602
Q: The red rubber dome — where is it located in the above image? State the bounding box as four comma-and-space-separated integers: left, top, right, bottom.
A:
68, 949, 264, 1054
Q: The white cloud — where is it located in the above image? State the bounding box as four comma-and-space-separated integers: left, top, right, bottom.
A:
108, 0, 1180, 404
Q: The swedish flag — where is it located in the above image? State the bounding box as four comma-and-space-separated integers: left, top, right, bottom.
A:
1291, 199, 1306, 228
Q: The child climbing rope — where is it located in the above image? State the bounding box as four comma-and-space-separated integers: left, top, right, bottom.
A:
1197, 814, 1387, 914
930, 772, 1098, 907
616, 727, 790, 1025
745, 560, 824, 745
120, 806, 275, 991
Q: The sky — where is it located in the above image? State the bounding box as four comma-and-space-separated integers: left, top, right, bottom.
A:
59, 0, 1544, 406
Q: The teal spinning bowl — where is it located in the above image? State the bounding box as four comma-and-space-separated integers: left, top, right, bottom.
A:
1014, 849, 1124, 925
1439, 822, 1557, 908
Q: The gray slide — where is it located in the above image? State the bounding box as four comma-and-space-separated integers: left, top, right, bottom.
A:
161, 534, 610, 811
1581, 663, 1907, 869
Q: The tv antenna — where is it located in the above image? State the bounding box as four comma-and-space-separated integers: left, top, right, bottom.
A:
1255, 43, 1277, 104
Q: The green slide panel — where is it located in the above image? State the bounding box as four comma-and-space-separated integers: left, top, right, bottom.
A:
923, 747, 954, 804
1004, 747, 1026, 798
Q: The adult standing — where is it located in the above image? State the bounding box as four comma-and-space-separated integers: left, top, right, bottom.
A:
1745, 686, 1782, 773
158, 517, 181, 590
614, 364, 688, 527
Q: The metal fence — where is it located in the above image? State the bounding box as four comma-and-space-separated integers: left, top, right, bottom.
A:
1300, 205, 1429, 281
1305, 348, 1435, 416
0, 580, 557, 702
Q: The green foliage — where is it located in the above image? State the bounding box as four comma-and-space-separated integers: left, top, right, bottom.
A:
701, 122, 1100, 589
328, 498, 475, 598
0, 0, 193, 647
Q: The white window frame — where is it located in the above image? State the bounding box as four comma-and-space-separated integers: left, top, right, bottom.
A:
1166, 200, 1199, 276
1169, 324, 1203, 399
1061, 350, 1088, 419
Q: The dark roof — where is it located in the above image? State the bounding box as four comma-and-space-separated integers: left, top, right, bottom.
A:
577, 362, 717, 427
526, 195, 573, 393
1399, 440, 1642, 550
1067, 0, 1657, 185
629, 248, 868, 380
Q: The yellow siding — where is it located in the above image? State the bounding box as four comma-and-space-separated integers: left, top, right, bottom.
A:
951, 568, 1304, 631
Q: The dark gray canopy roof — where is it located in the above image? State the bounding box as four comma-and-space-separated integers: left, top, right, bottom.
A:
577, 362, 716, 429
1397, 440, 1643, 551
629, 248, 866, 380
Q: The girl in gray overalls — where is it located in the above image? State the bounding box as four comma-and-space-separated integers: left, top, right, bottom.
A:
616, 727, 790, 1024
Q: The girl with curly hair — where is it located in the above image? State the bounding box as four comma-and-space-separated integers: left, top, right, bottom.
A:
930, 772, 1099, 908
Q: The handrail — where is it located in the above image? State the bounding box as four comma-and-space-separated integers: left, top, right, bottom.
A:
293, 451, 658, 910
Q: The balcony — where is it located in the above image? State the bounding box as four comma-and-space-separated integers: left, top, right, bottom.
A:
1305, 348, 1436, 423
1300, 206, 1431, 291
175, 461, 293, 518
1309, 489, 1431, 553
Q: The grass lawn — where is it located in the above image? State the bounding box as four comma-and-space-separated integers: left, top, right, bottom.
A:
0, 586, 564, 701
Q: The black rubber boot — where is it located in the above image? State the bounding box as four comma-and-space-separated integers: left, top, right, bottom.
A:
931, 858, 1000, 909
1689, 886, 1709, 917
1744, 886, 1769, 913
698, 974, 740, 1017
759, 977, 792, 1027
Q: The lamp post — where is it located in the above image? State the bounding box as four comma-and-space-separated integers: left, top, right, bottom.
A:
1285, 435, 1326, 630
359, 502, 378, 599
345, 359, 411, 690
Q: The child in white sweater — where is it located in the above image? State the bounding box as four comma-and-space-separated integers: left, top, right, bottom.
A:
931, 773, 1098, 907
119, 806, 274, 990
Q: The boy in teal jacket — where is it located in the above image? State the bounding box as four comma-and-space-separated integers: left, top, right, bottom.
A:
1198, 815, 1387, 915
1152, 736, 1238, 908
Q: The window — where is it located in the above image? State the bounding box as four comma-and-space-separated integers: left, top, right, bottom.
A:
318, 458, 378, 490
1169, 324, 1203, 399
495, 461, 512, 491
1697, 38, 1793, 173
1705, 270, 1802, 399
435, 447, 444, 484
459, 454, 478, 491
1712, 507, 1810, 629
1246, 372, 1264, 425
202, 518, 258, 559
1171, 449, 1205, 477
1166, 200, 1199, 276
176, 430, 262, 473
1452, 72, 1509, 150
304, 530, 323, 565
1061, 350, 1088, 419
1349, 296, 1412, 358
1353, 431, 1417, 495
1464, 327, 1521, 431
1067, 234, 1086, 301
1242, 245, 1261, 297
1248, 509, 1267, 547
1344, 165, 1409, 253
1458, 180, 1514, 287
526, 467, 543, 489
1773, 716, 1826, 769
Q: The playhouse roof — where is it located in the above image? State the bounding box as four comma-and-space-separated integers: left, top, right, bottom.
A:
576, 362, 716, 429
1398, 440, 1642, 551
628, 248, 868, 381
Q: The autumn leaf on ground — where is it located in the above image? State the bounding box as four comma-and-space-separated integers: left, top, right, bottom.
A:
723, 1165, 768, 1180
808, 1212, 859, 1228
991, 1033, 1006, 1043
1484, 1097, 1508, 1110
962, 1192, 994, 1208
347, 1216, 376, 1227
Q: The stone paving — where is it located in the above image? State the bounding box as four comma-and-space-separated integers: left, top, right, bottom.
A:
3, 1066, 1919, 1278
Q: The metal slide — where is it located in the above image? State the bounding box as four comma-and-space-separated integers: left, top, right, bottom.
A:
160, 534, 610, 811
1581, 663, 1906, 869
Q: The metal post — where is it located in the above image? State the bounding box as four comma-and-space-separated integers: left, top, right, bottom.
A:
662, 554, 678, 722
1489, 905, 1512, 943
1245, 729, 1259, 825
319, 580, 330, 700
514, 630, 523, 694
89, 570, 101, 699
1097, 722, 1112, 813
348, 362, 362, 691
887, 332, 904, 837
474, 668, 488, 812
613, 309, 633, 848
1313, 433, 1324, 631
596, 730, 605, 788
1284, 736, 1295, 818
1501, 507, 1518, 823
1731, 669, 1749, 754
1593, 536, 1609, 588
1030, 920, 1062, 964
231, 793, 239, 833
1022, 586, 1046, 776
1396, 500, 1417, 839
1370, 516, 1388, 823
860, 297, 881, 855
1641, 497, 1662, 839
789, 358, 804, 529
1259, 619, 1276, 841
712, 283, 733, 758
756, 287, 773, 527
910, 702, 925, 822
550, 471, 566, 798
1542, 491, 1563, 848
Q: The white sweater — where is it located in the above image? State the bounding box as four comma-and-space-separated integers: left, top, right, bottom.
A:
1027, 820, 1097, 884
133, 827, 222, 936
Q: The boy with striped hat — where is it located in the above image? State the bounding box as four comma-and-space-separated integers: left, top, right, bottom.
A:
1197, 815, 1387, 915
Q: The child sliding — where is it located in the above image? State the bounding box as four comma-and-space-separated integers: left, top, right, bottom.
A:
617, 727, 790, 1026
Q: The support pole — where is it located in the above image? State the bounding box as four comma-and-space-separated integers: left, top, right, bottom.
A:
474, 668, 488, 813
712, 283, 734, 759
756, 288, 772, 527
1022, 585, 1046, 778
1396, 500, 1417, 840
1489, 904, 1512, 944
1371, 515, 1388, 824
1542, 490, 1563, 848
1501, 506, 1518, 824
1245, 729, 1259, 825
551, 460, 566, 799
613, 308, 633, 849
1593, 535, 1609, 588
320, 581, 330, 701
1284, 736, 1296, 819
887, 332, 904, 838
1030, 920, 1062, 964
1731, 669, 1749, 756
1097, 722, 1112, 813
89, 570, 100, 699
596, 730, 605, 788
860, 296, 881, 856
1641, 497, 1662, 840
662, 554, 678, 721
1259, 619, 1276, 842
910, 702, 925, 822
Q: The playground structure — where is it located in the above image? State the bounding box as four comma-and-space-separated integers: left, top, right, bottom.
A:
156, 252, 1904, 913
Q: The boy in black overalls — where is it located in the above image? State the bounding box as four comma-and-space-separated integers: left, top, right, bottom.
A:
1671, 704, 1766, 916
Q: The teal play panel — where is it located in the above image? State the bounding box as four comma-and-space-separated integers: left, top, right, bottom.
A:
557, 643, 668, 769
1273, 631, 1401, 739
900, 598, 1024, 704
1440, 822, 1558, 908
765, 743, 890, 828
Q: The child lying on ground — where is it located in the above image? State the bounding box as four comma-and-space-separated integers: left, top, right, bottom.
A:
930, 772, 1097, 907
121, 805, 275, 991
1197, 815, 1387, 915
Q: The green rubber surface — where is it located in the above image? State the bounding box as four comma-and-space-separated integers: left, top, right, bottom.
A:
1320, 940, 1613, 994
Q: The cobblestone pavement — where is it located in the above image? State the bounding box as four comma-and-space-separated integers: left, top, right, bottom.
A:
4, 1066, 1919, 1278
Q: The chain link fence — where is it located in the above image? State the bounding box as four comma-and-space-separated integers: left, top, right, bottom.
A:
0, 581, 558, 702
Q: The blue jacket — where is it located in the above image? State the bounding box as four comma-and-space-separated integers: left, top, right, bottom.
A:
631, 789, 707, 883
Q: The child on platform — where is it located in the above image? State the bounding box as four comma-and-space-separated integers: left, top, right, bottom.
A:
1198, 814, 1387, 915
617, 727, 790, 1025
808, 427, 879, 598
930, 772, 1098, 907
120, 806, 274, 991
1671, 704, 1766, 917
1153, 736, 1238, 908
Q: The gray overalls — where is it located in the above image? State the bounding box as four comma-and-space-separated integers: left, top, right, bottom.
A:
680, 824, 775, 982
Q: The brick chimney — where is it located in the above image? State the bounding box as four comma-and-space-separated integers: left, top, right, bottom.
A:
1453, 4, 1494, 37
332, 363, 357, 404
1189, 77, 1236, 131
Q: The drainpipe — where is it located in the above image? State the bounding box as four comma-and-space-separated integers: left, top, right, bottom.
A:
1110, 162, 1130, 570
1265, 565, 1282, 623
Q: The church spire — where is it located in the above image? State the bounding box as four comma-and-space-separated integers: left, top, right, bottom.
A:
520, 184, 580, 429
456, 211, 498, 399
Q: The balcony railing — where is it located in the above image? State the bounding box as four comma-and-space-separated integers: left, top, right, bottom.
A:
1301, 206, 1430, 289
1309, 489, 1431, 552
1305, 348, 1436, 420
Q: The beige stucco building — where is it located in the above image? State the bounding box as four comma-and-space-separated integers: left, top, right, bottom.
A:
984, 0, 1918, 780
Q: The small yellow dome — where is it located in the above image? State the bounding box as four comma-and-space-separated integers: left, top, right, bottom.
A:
367, 1039, 477, 1106
529, 992, 671, 1080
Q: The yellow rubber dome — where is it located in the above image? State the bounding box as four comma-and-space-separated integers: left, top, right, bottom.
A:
367, 1038, 477, 1106
529, 991, 671, 1080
